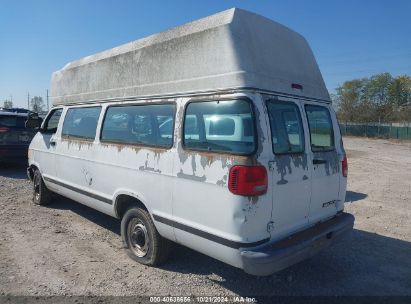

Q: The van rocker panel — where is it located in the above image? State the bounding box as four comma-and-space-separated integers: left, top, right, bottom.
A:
240, 212, 354, 276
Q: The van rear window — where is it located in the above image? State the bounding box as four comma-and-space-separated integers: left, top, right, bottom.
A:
305, 105, 335, 151
183, 99, 256, 154
266, 101, 305, 154
101, 104, 175, 148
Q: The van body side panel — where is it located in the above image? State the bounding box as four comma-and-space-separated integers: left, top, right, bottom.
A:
50, 139, 113, 216
91, 144, 175, 238
51, 102, 175, 239
43, 106, 112, 216
97, 101, 174, 239
169, 94, 272, 268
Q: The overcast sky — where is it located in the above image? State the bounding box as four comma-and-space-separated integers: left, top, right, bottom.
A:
1, 0, 410, 108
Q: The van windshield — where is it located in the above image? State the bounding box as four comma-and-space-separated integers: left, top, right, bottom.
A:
183, 99, 256, 154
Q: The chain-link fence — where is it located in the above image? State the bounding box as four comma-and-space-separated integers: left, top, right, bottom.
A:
339, 122, 411, 140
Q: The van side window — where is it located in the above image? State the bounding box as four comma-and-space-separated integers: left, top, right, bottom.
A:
43, 108, 63, 133
62, 107, 101, 140
266, 101, 304, 154
101, 104, 175, 147
305, 105, 335, 151
183, 99, 256, 154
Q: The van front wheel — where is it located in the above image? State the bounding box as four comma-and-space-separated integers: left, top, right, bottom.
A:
121, 207, 170, 266
33, 169, 52, 206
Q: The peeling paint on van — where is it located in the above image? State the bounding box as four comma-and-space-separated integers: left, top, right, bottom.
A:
61, 138, 94, 151
216, 174, 228, 187
176, 170, 207, 182
138, 163, 162, 174
253, 99, 266, 159
244, 197, 260, 213
314, 151, 339, 175
272, 154, 308, 184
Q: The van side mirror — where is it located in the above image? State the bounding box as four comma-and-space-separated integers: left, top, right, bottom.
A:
25, 117, 42, 130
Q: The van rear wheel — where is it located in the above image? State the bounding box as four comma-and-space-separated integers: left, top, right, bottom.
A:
33, 169, 52, 206
121, 207, 170, 266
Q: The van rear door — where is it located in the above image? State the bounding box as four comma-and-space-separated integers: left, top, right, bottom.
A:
266, 99, 311, 239
304, 103, 340, 223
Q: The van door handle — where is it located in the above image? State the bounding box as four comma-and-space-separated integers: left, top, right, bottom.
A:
313, 159, 327, 165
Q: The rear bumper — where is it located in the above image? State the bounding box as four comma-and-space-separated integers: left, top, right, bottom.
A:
240, 212, 355, 276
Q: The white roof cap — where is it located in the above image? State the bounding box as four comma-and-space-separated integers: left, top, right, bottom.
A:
51, 8, 329, 105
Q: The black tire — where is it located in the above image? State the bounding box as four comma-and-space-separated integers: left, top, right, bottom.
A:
33, 169, 52, 206
121, 207, 170, 266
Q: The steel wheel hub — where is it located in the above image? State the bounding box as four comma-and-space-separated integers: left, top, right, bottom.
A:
128, 220, 149, 257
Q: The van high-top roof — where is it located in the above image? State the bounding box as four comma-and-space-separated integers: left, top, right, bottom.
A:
51, 8, 330, 106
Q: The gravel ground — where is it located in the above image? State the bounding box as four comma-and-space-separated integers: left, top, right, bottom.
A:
0, 136, 410, 297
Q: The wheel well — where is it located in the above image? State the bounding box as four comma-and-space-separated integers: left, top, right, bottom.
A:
28, 165, 38, 181
115, 195, 148, 219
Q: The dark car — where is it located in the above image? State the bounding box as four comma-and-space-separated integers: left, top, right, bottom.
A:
0, 111, 41, 163
0, 107, 31, 114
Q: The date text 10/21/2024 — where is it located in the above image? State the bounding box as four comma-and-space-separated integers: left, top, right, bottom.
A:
149, 296, 257, 303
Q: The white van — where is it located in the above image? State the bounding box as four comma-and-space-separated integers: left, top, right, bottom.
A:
27, 8, 354, 276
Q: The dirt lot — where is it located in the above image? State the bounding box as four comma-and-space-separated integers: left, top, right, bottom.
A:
0, 137, 410, 297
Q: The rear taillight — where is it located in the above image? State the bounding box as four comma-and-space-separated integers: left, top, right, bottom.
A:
342, 155, 348, 177
229, 165, 268, 196
0, 127, 10, 133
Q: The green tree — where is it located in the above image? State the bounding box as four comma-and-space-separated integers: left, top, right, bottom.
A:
30, 96, 45, 113
335, 79, 367, 122
3, 100, 13, 109
389, 75, 411, 107
335, 73, 411, 123
366, 73, 394, 122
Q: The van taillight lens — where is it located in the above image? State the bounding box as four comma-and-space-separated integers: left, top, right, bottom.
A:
342, 155, 348, 177
0, 127, 10, 133
229, 165, 268, 196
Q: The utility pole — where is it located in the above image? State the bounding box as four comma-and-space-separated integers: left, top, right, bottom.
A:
46, 89, 49, 111
27, 93, 30, 111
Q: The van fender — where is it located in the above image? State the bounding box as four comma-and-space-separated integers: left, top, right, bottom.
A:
112, 189, 151, 218
27, 160, 42, 181
112, 189, 175, 242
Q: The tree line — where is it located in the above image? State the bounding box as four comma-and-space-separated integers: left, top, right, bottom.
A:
333, 73, 411, 123
1, 96, 45, 113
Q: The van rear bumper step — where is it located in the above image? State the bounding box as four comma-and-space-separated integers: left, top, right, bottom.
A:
240, 212, 355, 276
